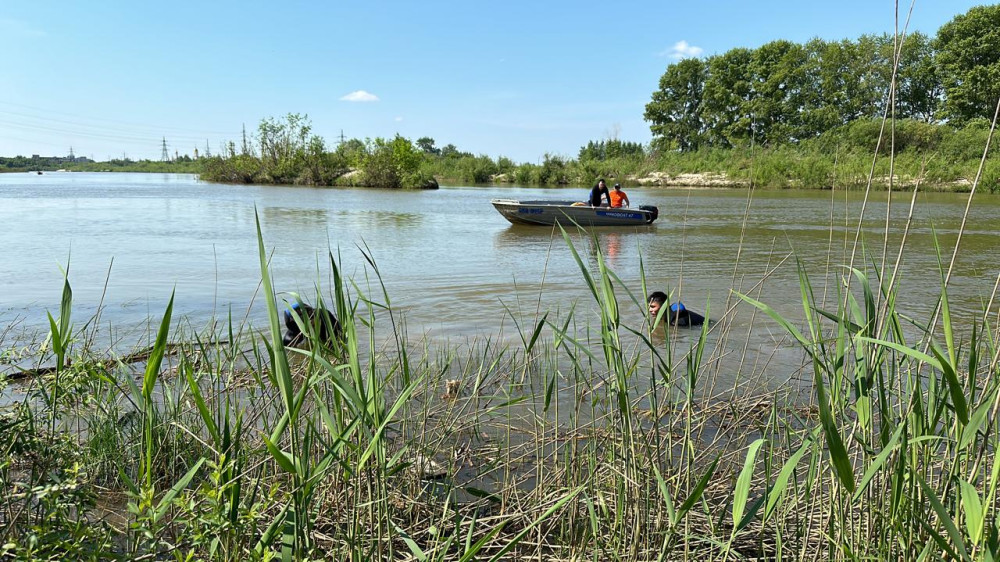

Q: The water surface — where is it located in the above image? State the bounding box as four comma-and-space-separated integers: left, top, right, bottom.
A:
2, 172, 999, 390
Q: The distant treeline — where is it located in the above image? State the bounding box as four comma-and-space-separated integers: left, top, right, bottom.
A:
1, 154, 92, 172
193, 115, 1000, 191
0, 154, 202, 174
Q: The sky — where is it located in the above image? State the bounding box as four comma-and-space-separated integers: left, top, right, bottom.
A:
0, 1, 987, 163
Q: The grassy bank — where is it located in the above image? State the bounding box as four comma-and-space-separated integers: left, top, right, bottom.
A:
2, 203, 999, 560
424, 120, 1000, 191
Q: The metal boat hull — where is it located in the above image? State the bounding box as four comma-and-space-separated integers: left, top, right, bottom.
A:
491, 199, 657, 226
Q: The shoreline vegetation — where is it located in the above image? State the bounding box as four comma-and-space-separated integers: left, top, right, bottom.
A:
2, 218, 999, 559
3, 119, 995, 192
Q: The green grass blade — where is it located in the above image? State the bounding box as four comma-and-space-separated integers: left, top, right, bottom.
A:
487, 486, 584, 562
960, 479, 985, 545
733, 438, 765, 532
917, 473, 970, 561
852, 423, 903, 503
764, 435, 813, 520
680, 455, 720, 515
142, 290, 175, 403
153, 457, 205, 522
813, 360, 855, 493
264, 435, 297, 474
931, 343, 969, 425
185, 365, 220, 447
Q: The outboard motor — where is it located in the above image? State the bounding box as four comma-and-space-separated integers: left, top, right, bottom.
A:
639, 205, 659, 224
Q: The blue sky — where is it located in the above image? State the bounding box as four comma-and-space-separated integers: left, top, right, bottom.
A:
0, 1, 985, 163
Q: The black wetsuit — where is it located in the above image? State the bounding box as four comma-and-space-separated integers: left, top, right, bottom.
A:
283, 304, 342, 348
671, 309, 706, 327
590, 184, 609, 206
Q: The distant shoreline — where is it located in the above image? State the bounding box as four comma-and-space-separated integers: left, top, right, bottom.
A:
2, 167, 987, 192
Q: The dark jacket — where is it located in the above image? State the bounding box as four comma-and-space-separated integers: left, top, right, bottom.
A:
590, 184, 609, 206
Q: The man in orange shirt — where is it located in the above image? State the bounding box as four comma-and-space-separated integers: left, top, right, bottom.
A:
609, 183, 630, 208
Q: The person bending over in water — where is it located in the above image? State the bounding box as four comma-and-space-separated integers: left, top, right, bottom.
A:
647, 292, 705, 327
283, 302, 342, 348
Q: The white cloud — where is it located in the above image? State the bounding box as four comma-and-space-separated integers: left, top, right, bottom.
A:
394, 116, 403, 122
339, 90, 379, 102
660, 40, 703, 59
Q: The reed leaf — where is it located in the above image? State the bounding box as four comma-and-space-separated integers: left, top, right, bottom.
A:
679, 455, 720, 515
153, 457, 205, 522
852, 423, 903, 503
732, 438, 765, 532
486, 486, 584, 562
764, 434, 813, 521
930, 343, 969, 425
918, 474, 971, 561
813, 359, 855, 494
960, 479, 985, 546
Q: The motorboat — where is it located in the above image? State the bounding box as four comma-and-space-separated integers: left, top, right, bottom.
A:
491, 199, 658, 226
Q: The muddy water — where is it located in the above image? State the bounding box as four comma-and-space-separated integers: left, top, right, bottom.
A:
2, 172, 999, 394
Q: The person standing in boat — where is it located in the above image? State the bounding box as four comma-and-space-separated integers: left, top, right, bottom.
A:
590, 179, 610, 207
609, 183, 630, 208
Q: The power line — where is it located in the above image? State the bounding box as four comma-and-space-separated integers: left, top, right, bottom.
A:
161, 138, 170, 162
0, 118, 228, 144
0, 101, 237, 136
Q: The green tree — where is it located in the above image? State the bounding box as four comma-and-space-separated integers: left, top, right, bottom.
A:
644, 57, 709, 151
749, 40, 811, 144
935, 5, 1000, 123
701, 48, 754, 146
416, 136, 440, 155
892, 32, 940, 122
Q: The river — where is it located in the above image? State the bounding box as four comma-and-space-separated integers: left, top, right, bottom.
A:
2, 172, 999, 391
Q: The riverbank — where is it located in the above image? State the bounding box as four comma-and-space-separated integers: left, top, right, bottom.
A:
1, 221, 996, 559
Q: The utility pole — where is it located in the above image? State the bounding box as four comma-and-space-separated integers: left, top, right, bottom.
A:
204, 139, 211, 158
68, 146, 75, 160
161, 137, 170, 162
338, 129, 346, 145
240, 124, 248, 155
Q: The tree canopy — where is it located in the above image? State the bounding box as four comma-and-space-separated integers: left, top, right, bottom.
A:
643, 3, 1000, 151
935, 4, 1000, 123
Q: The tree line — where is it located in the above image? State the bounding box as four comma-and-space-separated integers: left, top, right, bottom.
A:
643, 5, 1000, 151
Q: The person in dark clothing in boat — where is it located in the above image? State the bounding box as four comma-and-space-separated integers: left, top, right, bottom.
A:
590, 179, 610, 207
283, 301, 342, 348
647, 291, 706, 327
